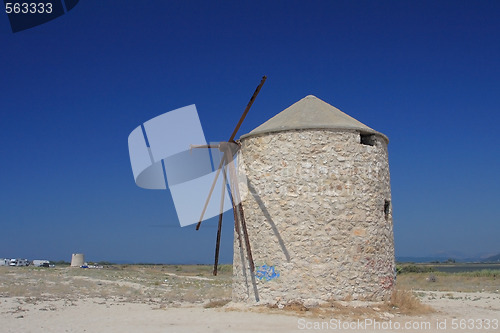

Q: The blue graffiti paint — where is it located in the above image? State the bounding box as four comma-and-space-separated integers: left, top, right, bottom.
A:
255, 265, 280, 281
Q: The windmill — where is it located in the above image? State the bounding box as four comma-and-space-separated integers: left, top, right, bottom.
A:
128, 76, 267, 276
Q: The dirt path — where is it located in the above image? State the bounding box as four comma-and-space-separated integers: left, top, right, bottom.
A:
1, 292, 499, 332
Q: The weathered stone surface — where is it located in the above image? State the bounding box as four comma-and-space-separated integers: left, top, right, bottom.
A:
232, 129, 394, 306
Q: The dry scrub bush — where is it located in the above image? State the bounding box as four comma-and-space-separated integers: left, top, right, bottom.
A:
204, 299, 231, 308
387, 288, 434, 315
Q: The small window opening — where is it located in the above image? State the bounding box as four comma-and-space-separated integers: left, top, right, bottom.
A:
384, 200, 391, 221
360, 133, 376, 146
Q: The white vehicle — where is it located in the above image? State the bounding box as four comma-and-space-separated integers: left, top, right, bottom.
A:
9, 258, 29, 266
0, 258, 9, 266
32, 260, 50, 267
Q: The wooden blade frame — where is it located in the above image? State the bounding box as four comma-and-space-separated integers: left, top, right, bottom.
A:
195, 75, 267, 230
212, 162, 227, 276
225, 150, 255, 274
229, 76, 267, 142
192, 76, 266, 276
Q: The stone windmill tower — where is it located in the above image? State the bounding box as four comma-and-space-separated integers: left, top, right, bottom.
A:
233, 95, 394, 306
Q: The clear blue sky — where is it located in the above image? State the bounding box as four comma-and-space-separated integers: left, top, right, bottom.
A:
1, 1, 499, 263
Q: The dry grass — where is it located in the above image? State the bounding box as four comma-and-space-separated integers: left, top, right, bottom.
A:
2, 265, 497, 319
263, 300, 387, 320
385, 288, 434, 315
395, 272, 499, 292
267, 300, 309, 313
204, 299, 231, 308
260, 285, 436, 319
0, 265, 232, 307
261, 288, 434, 319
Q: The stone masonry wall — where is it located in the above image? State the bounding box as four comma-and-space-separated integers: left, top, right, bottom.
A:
232, 129, 394, 306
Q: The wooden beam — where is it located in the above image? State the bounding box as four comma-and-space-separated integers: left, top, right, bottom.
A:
228, 76, 267, 142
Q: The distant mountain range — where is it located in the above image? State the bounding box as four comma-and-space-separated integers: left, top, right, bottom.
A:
397, 251, 500, 263
483, 253, 500, 262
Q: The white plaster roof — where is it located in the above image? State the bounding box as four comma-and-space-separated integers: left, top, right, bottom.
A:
240, 95, 387, 141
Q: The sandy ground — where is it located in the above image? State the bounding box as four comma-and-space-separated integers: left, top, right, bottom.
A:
1, 266, 498, 332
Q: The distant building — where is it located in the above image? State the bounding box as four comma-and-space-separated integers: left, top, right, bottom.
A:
70, 253, 85, 267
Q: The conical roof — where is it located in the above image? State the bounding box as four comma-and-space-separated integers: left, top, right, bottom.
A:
240, 95, 387, 142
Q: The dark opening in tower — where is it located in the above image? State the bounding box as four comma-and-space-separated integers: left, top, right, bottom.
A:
384, 200, 391, 221
360, 133, 376, 146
